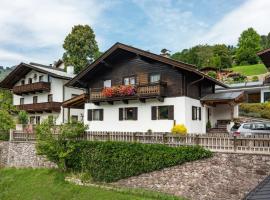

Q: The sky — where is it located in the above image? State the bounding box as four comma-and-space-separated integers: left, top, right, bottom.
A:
1, 0, 270, 67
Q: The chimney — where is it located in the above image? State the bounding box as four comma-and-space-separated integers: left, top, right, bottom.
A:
66, 66, 74, 75
160, 48, 171, 58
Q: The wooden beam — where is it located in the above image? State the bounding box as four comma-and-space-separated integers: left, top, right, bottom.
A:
107, 101, 113, 105
93, 102, 100, 106
157, 97, 164, 102
139, 98, 145, 103
123, 99, 128, 104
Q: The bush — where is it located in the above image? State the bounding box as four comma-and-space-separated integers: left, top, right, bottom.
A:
0, 110, 15, 141
252, 76, 259, 82
18, 111, 28, 124
206, 121, 211, 131
81, 141, 212, 182
36, 120, 87, 171
171, 124, 187, 135
36, 121, 212, 183
207, 71, 217, 79
239, 102, 270, 119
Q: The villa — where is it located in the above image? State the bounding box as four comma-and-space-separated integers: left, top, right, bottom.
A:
0, 61, 84, 125
63, 43, 245, 133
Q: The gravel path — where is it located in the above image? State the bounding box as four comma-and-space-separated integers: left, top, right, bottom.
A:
114, 153, 270, 200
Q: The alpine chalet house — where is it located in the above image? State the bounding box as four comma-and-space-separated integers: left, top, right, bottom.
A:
65, 43, 244, 133
0, 62, 84, 125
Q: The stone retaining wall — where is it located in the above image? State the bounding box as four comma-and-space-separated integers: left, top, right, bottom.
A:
0, 141, 56, 168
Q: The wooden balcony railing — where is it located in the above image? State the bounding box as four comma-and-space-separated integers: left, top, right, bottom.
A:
90, 82, 166, 103
17, 102, 62, 113
13, 82, 51, 95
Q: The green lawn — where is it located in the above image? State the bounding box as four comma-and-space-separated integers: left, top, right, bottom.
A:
231, 64, 268, 76
0, 168, 183, 200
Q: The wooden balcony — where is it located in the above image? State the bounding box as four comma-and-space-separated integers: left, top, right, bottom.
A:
13, 82, 51, 95
17, 102, 62, 113
90, 82, 166, 104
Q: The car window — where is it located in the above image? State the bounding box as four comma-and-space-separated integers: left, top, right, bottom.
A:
252, 123, 265, 130
265, 123, 270, 130
232, 123, 241, 130
242, 124, 251, 129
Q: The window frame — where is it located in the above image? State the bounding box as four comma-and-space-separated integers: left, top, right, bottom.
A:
48, 94, 53, 102
39, 75, 44, 82
149, 73, 161, 83
20, 98, 24, 105
21, 80, 25, 85
119, 107, 138, 121
87, 109, 103, 121
264, 92, 270, 102
103, 79, 112, 88
151, 105, 174, 120
123, 76, 136, 86
36, 116, 41, 125
192, 106, 201, 121
28, 78, 32, 84
33, 96, 38, 104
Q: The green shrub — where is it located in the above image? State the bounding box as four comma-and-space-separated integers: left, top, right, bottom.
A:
36, 120, 87, 171
0, 110, 14, 141
207, 71, 217, 79
252, 75, 259, 82
239, 102, 270, 119
18, 111, 28, 124
81, 141, 212, 182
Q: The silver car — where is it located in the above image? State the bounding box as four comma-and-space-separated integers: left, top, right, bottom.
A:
231, 122, 270, 136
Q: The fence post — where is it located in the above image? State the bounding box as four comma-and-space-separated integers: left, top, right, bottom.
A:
163, 133, 167, 144
9, 129, 13, 141
233, 135, 237, 152
107, 132, 110, 141
133, 132, 137, 142
195, 134, 200, 145
26, 132, 29, 141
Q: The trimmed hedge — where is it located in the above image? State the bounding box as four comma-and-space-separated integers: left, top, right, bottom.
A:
79, 141, 212, 182
239, 102, 270, 119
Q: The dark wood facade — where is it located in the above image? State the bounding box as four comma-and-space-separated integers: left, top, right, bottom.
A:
13, 82, 51, 95
86, 55, 216, 102
66, 43, 227, 104
17, 102, 62, 113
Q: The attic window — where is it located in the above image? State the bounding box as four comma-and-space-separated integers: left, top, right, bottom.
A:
21, 80, 25, 85
34, 74, 37, 80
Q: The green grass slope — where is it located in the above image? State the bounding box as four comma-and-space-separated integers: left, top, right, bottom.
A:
231, 64, 268, 76
0, 168, 183, 200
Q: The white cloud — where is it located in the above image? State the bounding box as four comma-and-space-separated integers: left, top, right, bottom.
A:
0, 48, 34, 64
0, 0, 110, 66
131, 0, 209, 52
197, 0, 270, 46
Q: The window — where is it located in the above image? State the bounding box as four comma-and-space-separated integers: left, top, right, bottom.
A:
243, 124, 251, 129
151, 106, 174, 120
30, 116, 35, 124
71, 115, 78, 122
123, 76, 136, 85
119, 107, 137, 120
33, 96, 38, 104
87, 109, 103, 121
48, 94, 53, 102
104, 80, 111, 88
264, 92, 270, 102
20, 98, 24, 105
21, 80, 25, 85
33, 74, 37, 80
150, 74, 160, 83
28, 78, 32, 84
252, 123, 265, 130
36, 116, 41, 125
265, 123, 270, 130
192, 106, 201, 121
39, 75, 44, 82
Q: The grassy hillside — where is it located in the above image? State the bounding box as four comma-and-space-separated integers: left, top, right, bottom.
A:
231, 64, 268, 76
0, 168, 182, 200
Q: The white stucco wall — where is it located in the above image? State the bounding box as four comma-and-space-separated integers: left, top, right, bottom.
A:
84, 96, 206, 133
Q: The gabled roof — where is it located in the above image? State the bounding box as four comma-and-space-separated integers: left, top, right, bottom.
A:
257, 48, 270, 69
0, 62, 74, 89
66, 42, 228, 88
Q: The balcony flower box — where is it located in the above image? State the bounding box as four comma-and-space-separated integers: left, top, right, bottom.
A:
102, 85, 136, 98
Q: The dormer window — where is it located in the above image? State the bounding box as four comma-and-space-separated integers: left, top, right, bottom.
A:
33, 74, 37, 80
123, 76, 136, 85
28, 78, 32, 84
21, 80, 25, 85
